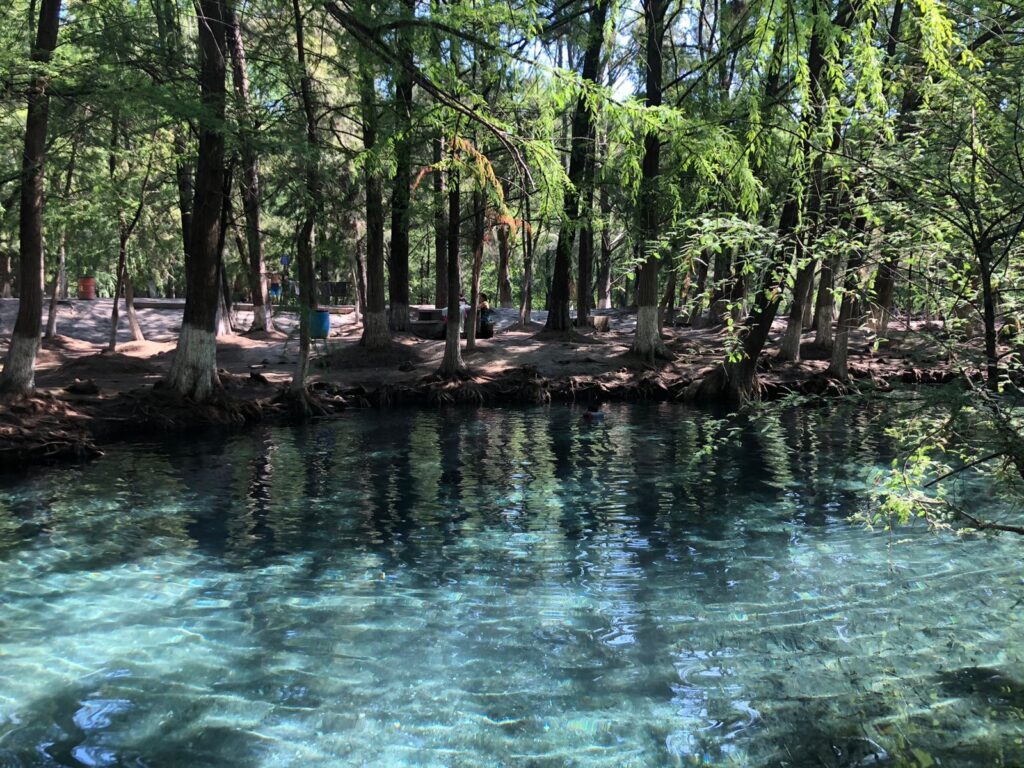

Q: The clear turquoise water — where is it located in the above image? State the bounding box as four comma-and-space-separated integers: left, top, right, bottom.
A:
0, 403, 1023, 767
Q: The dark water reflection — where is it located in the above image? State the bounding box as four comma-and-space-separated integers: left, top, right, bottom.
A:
0, 403, 1022, 766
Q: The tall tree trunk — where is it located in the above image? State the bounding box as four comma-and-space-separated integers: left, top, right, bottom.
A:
433, 134, 448, 309
978, 243, 1001, 389
777, 102, 839, 361
44, 235, 63, 339
226, 6, 273, 333
387, 0, 414, 331
359, 66, 390, 349
45, 140, 75, 341
109, 236, 129, 351
0, 0, 60, 395
291, 0, 322, 391
543, 0, 609, 333
497, 220, 513, 307
596, 187, 613, 309
633, 0, 669, 359
124, 271, 143, 341
166, 0, 228, 401
695, 0, 854, 401
438, 166, 465, 376
814, 252, 839, 347
828, 217, 868, 381
704, 247, 733, 326
108, 119, 151, 352
352, 233, 366, 323
466, 190, 485, 351
519, 197, 535, 327
0, 252, 12, 299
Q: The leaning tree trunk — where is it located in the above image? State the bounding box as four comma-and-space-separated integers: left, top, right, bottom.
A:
166, 0, 228, 401
387, 0, 414, 332
543, 0, 608, 334
438, 166, 466, 377
226, 6, 273, 333
0, 0, 61, 395
633, 0, 669, 360
359, 66, 390, 349
693, 0, 854, 402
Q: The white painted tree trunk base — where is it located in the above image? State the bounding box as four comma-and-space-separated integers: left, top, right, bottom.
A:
166, 324, 219, 401
361, 310, 390, 349
632, 306, 669, 358
249, 305, 274, 333
827, 332, 850, 381
389, 303, 410, 332
0, 334, 40, 395
777, 319, 803, 362
437, 320, 466, 377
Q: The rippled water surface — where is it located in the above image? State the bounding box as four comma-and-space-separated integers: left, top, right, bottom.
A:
1, 403, 1023, 767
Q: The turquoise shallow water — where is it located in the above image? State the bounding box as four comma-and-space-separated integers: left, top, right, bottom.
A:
0, 403, 1023, 767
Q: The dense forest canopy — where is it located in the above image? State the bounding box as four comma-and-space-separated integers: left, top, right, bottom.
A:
1, 0, 1024, 513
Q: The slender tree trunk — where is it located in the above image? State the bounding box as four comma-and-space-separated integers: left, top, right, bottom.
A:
291, 0, 322, 390
596, 188, 613, 309
387, 0, 414, 331
633, 0, 669, 359
814, 253, 839, 347
226, 6, 273, 333
0, 252, 12, 299
359, 67, 390, 349
0, 0, 60, 395
438, 166, 466, 376
109, 236, 129, 351
352, 233, 366, 323
44, 256, 60, 339
433, 135, 448, 309
871, 253, 898, 334
778, 124, 836, 361
828, 217, 868, 381
466, 190, 485, 351
801, 269, 815, 328
497, 221, 513, 307
519, 198, 535, 327
685, 257, 707, 326
44, 236, 63, 339
978, 243, 1001, 389
166, 0, 228, 401
543, 0, 609, 333
45, 145, 74, 341
124, 271, 143, 341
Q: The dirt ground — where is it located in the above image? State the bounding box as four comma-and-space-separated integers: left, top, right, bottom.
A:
0, 297, 962, 467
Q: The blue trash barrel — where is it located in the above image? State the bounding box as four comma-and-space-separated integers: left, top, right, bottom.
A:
310, 309, 330, 339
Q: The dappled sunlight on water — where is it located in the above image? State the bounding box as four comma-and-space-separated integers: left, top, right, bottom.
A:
0, 403, 1022, 766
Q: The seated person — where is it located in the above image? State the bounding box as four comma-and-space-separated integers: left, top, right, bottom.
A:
477, 293, 494, 338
